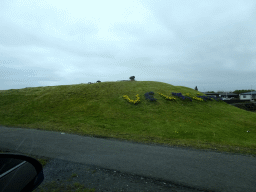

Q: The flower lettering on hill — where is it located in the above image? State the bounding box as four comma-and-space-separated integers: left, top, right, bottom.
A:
158, 93, 176, 101
123, 92, 223, 105
123, 94, 140, 104
144, 92, 157, 101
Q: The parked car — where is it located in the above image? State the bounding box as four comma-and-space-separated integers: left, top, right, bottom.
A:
0, 153, 44, 192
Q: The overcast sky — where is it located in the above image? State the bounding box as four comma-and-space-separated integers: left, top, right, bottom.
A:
1, 0, 255, 92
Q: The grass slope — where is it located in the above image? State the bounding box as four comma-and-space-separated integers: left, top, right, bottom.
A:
0, 81, 255, 156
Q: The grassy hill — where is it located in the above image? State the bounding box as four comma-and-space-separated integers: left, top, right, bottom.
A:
0, 81, 255, 156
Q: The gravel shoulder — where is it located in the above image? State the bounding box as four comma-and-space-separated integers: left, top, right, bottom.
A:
35, 157, 207, 192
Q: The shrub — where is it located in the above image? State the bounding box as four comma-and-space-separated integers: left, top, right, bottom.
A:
129, 76, 135, 81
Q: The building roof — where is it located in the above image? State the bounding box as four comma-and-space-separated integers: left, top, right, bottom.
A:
217, 92, 238, 96
202, 92, 219, 95
240, 91, 256, 95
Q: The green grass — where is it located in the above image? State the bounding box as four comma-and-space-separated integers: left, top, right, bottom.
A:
0, 81, 256, 156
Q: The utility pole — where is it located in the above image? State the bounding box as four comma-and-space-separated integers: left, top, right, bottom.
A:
251, 85, 253, 101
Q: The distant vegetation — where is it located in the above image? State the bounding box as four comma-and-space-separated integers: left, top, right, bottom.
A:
233, 89, 256, 94
0, 81, 255, 156
206, 90, 256, 94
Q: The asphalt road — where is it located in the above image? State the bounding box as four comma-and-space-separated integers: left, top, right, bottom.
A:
0, 126, 255, 192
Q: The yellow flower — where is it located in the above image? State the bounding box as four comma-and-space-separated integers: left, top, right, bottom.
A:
123, 94, 140, 105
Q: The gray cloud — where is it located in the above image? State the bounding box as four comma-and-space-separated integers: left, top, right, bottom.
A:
0, 0, 255, 92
